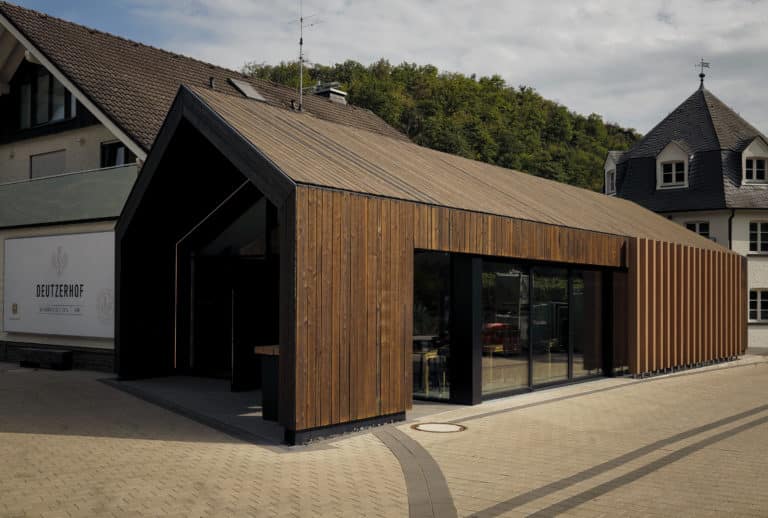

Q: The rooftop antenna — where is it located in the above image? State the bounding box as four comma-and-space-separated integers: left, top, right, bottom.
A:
696, 58, 710, 88
297, 1, 321, 111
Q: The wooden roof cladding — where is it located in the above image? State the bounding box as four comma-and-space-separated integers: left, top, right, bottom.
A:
187, 86, 726, 251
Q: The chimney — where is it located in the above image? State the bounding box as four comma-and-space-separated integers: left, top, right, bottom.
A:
312, 81, 348, 105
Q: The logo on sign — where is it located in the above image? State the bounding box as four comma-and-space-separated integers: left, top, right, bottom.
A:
96, 288, 114, 324
51, 246, 68, 277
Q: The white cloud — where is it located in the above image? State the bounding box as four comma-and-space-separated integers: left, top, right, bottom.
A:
125, 0, 768, 133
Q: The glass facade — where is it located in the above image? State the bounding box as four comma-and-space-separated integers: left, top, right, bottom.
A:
413, 252, 451, 400
572, 270, 603, 378
413, 253, 611, 402
531, 268, 569, 385
481, 262, 529, 395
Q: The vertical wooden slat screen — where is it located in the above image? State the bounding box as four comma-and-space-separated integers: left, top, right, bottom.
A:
625, 238, 746, 376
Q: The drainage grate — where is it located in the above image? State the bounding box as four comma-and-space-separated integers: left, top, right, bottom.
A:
412, 423, 466, 433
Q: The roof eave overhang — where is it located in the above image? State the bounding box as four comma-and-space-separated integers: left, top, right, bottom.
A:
0, 11, 146, 161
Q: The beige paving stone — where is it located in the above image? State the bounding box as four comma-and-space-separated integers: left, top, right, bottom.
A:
2, 357, 767, 517
402, 356, 768, 517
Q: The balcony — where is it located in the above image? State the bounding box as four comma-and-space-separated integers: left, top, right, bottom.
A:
0, 164, 138, 228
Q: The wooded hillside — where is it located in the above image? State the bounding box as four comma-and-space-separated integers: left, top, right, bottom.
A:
244, 59, 640, 192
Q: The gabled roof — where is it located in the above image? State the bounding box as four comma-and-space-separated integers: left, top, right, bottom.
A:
605, 150, 624, 166
620, 86, 767, 162
181, 85, 723, 251
0, 2, 406, 155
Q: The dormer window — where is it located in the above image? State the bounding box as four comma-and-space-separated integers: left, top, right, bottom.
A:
605, 169, 616, 195
742, 137, 768, 184
656, 141, 689, 190
661, 161, 686, 186
745, 158, 767, 182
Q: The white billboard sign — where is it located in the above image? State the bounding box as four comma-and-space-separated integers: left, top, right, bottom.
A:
3, 232, 115, 338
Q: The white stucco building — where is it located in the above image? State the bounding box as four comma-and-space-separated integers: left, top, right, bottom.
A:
605, 79, 768, 347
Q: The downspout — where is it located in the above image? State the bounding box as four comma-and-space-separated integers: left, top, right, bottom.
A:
728, 208, 735, 249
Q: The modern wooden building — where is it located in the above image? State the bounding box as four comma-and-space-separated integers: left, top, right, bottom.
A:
117, 86, 747, 444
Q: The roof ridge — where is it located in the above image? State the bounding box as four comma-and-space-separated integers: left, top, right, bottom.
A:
700, 88, 768, 148
697, 87, 722, 150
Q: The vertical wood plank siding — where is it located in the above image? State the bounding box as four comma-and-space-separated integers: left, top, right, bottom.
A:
288, 186, 626, 431
626, 237, 746, 376
285, 187, 747, 432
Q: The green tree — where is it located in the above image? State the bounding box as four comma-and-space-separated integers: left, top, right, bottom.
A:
243, 60, 641, 191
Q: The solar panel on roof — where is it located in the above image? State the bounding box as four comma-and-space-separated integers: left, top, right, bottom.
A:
228, 78, 267, 102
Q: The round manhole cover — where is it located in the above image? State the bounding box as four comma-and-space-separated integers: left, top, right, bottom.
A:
412, 423, 466, 433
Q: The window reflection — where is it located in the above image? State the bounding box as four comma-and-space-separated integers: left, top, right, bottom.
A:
532, 268, 569, 385
413, 252, 450, 400
481, 262, 529, 394
572, 271, 603, 378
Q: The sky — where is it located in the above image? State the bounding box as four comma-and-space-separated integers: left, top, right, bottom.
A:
13, 0, 768, 134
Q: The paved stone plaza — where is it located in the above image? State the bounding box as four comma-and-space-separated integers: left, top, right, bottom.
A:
0, 357, 766, 517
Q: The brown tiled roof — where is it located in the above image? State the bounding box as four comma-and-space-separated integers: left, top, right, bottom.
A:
0, 2, 407, 151
188, 86, 725, 251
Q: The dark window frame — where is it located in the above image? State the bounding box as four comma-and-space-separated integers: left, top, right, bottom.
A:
100, 141, 137, 168
685, 221, 710, 240
19, 67, 75, 130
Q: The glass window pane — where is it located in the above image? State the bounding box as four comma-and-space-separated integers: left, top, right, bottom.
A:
481, 262, 530, 395
532, 268, 569, 385
572, 271, 603, 379
686, 223, 696, 231
51, 79, 65, 121
675, 171, 685, 183
20, 83, 31, 129
663, 163, 673, 174
35, 71, 49, 125
750, 222, 757, 232
70, 93, 77, 117
413, 252, 451, 400
663, 172, 673, 183
699, 223, 709, 234
675, 162, 685, 173
757, 160, 766, 180
750, 309, 758, 320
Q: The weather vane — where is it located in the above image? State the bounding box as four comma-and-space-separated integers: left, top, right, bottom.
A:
696, 58, 710, 87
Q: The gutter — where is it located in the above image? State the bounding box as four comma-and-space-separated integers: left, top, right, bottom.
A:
728, 208, 736, 249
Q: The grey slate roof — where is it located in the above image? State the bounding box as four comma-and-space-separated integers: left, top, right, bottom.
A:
616, 85, 768, 210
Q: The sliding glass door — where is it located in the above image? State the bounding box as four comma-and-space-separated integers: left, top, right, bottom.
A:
531, 268, 570, 385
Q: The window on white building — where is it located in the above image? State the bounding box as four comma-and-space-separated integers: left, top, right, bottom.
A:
745, 158, 767, 182
749, 222, 768, 253
660, 161, 686, 187
749, 290, 768, 322
605, 169, 616, 194
685, 221, 710, 239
